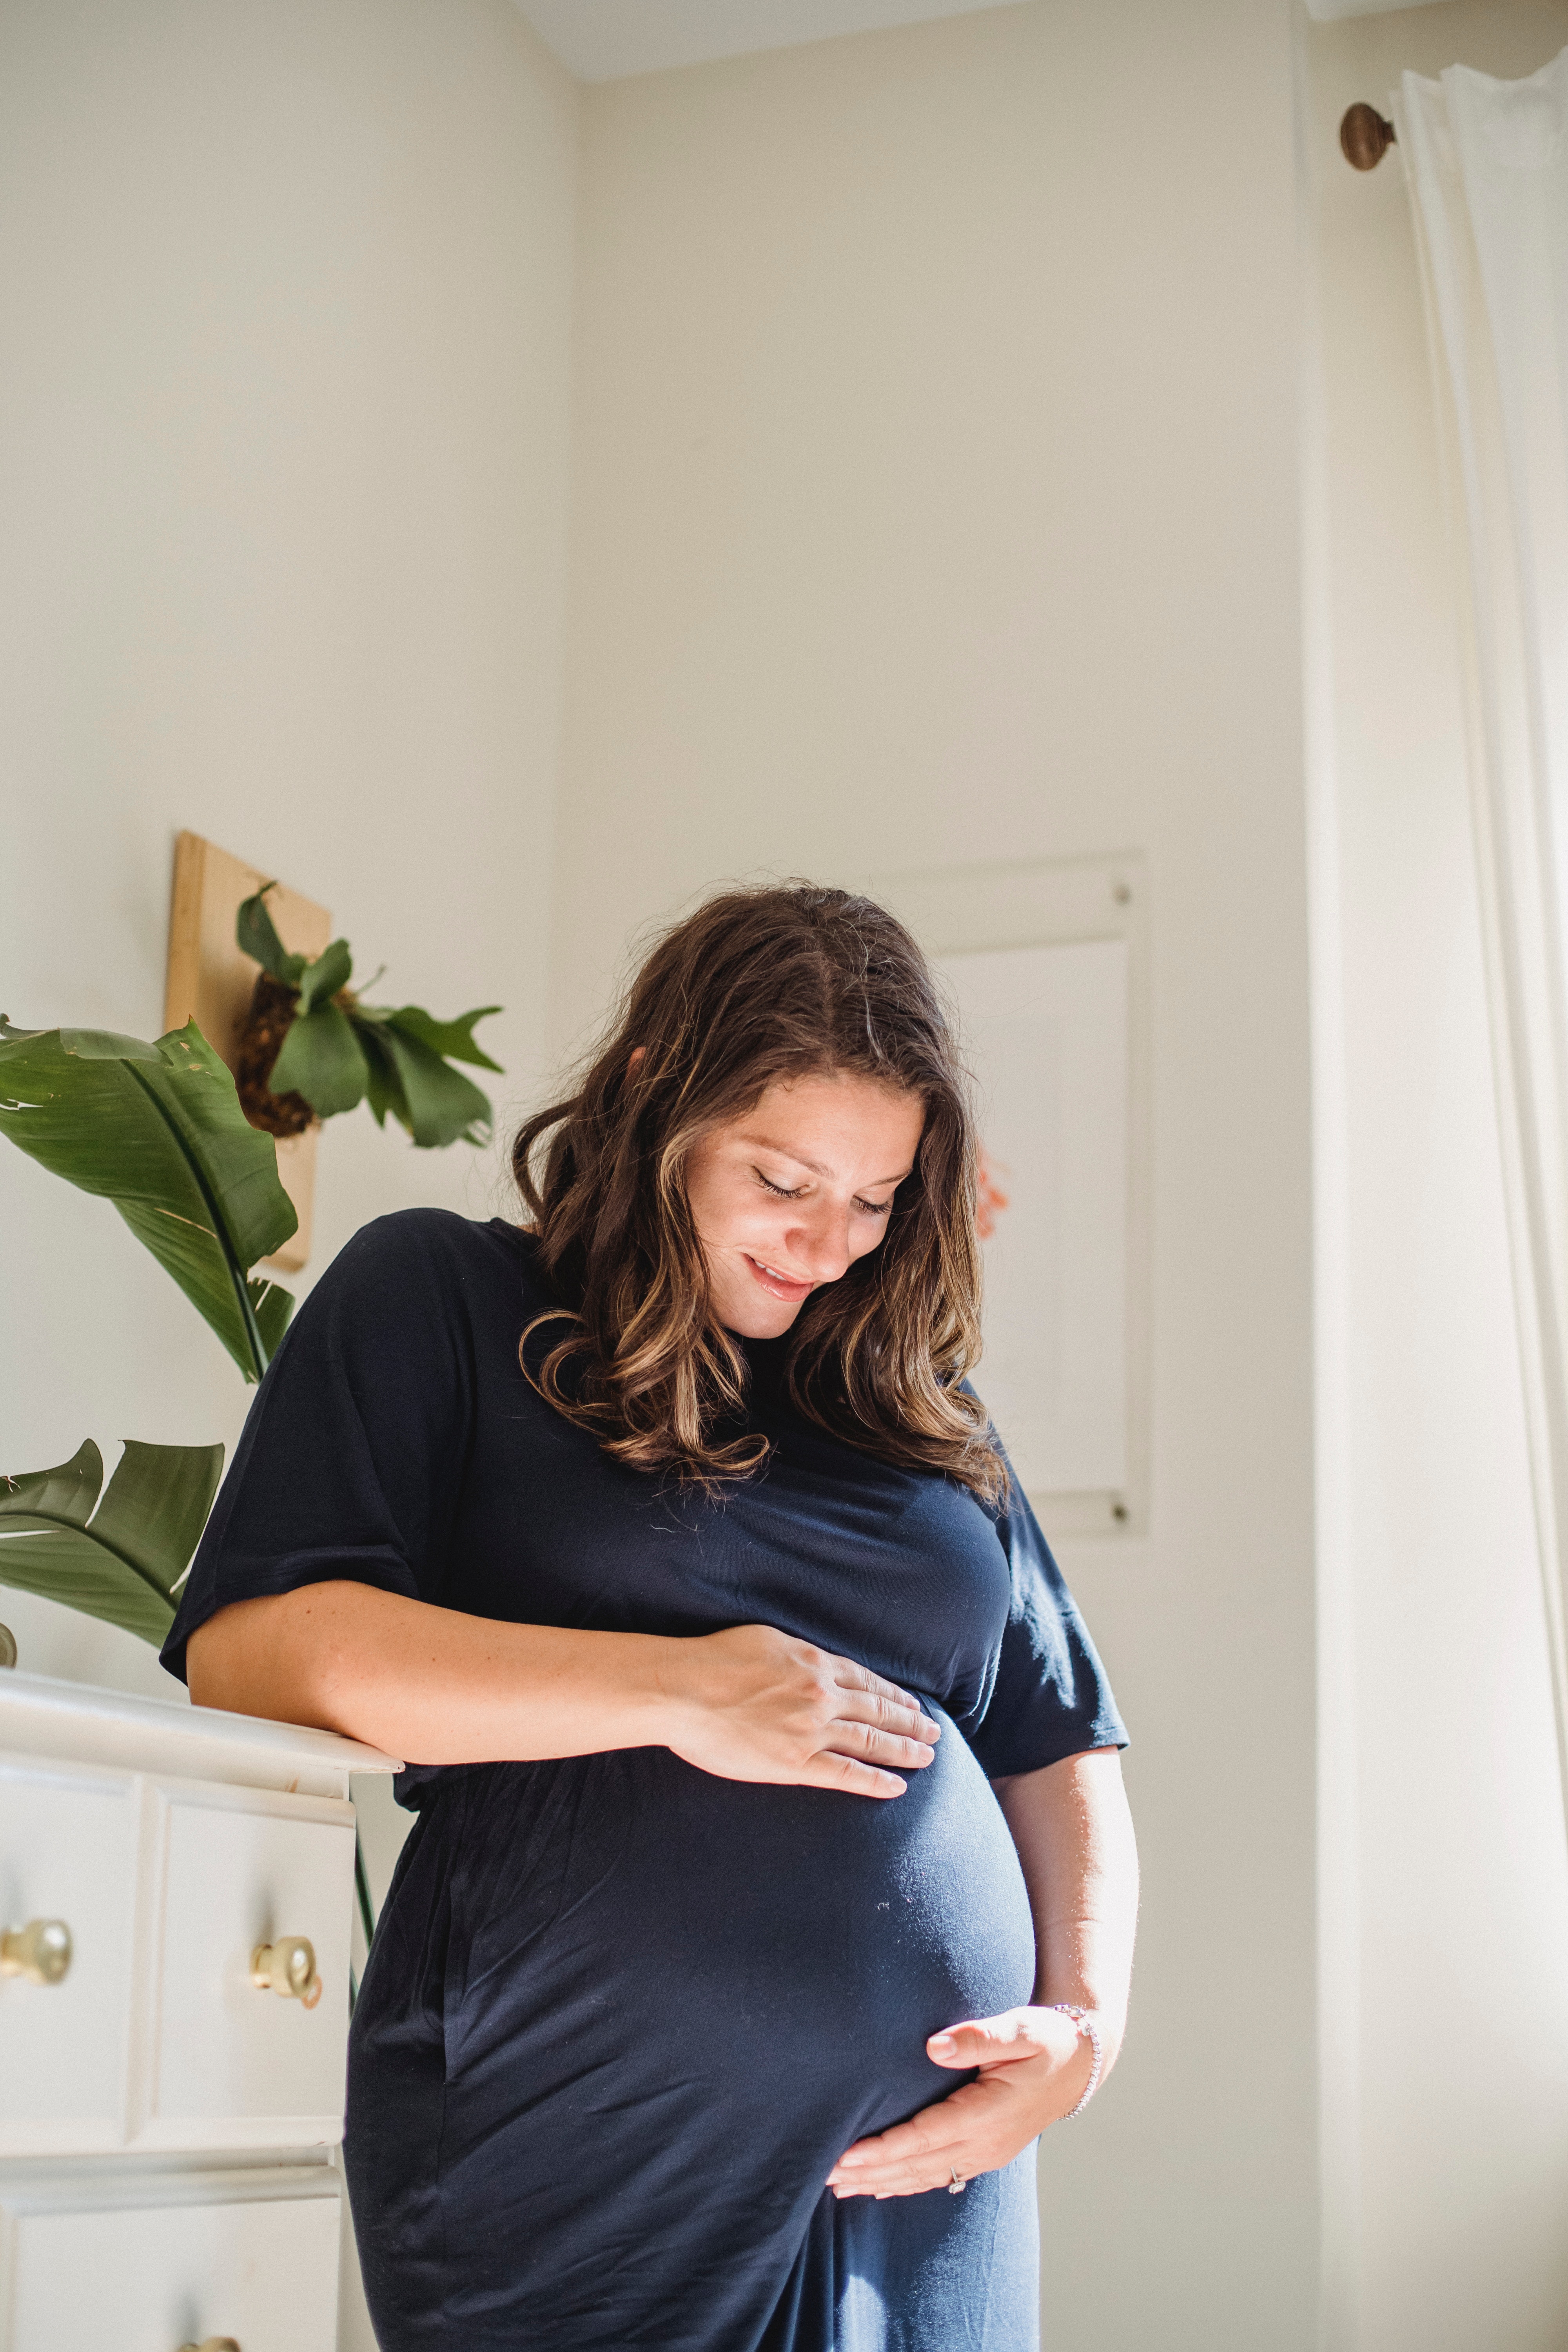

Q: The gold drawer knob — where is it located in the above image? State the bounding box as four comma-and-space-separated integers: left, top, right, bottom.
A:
178, 2339, 241, 2350
250, 1935, 321, 2008
0, 1918, 72, 1985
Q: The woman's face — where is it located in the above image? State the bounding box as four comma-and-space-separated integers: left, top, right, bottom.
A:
684, 1070, 925, 1339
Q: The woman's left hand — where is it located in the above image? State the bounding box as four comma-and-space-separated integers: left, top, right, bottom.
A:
825, 2007, 1094, 2199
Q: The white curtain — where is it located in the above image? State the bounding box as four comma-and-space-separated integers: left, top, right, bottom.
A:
1397, 49, 1568, 1783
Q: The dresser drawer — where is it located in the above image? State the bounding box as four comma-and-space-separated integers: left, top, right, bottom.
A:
0, 1757, 139, 2155
0, 2169, 341, 2352
137, 1782, 355, 2152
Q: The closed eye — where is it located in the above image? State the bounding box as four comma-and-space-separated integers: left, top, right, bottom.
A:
755, 1170, 893, 1217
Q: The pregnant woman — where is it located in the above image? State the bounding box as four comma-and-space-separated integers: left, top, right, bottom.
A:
166, 883, 1138, 2352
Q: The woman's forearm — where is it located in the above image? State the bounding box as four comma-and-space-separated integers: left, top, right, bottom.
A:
185, 1581, 943, 1797
186, 1582, 684, 1762
994, 1748, 1138, 2066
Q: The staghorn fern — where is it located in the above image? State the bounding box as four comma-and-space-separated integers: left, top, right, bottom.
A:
235, 884, 502, 1150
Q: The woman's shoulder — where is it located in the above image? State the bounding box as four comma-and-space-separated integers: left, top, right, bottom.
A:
309, 1207, 558, 1323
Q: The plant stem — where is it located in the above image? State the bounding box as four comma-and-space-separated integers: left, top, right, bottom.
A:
354, 1835, 377, 1948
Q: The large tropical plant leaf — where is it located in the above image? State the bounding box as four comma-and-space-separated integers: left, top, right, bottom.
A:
1, 1444, 100, 1529
0, 1438, 223, 1646
253, 1281, 296, 1363
0, 1018, 296, 1381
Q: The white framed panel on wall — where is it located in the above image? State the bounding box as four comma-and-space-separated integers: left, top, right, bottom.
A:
872, 855, 1149, 1537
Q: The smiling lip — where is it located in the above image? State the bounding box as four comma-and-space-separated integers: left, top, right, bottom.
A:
744, 1254, 813, 1301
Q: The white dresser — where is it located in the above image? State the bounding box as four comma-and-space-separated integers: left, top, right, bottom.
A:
0, 1669, 398, 2352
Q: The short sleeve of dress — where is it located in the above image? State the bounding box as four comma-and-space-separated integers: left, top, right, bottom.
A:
964, 1467, 1128, 1778
159, 1209, 475, 1684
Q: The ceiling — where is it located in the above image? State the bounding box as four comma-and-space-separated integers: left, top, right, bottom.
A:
514, 0, 1455, 86
1302, 0, 1454, 19
512, 0, 1030, 83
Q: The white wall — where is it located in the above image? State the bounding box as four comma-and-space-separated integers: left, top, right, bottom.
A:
557, 7, 1317, 2345
11, 5, 1568, 2347
1301, 4, 1568, 2347
0, 0, 578, 1698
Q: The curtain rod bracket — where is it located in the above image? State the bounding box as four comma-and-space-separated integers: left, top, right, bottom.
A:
1341, 103, 1397, 171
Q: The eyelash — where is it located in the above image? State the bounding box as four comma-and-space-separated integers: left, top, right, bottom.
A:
756, 1172, 892, 1217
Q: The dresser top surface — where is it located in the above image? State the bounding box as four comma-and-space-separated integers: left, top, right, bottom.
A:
0, 1667, 400, 1797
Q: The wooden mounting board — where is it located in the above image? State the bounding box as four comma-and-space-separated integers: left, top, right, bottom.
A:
163, 832, 330, 1273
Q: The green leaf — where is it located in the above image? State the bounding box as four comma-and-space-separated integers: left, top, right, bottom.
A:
296, 937, 353, 1016
236, 886, 307, 987
360, 1020, 492, 1148
60, 1027, 162, 1063
85, 1439, 223, 1600
0, 1438, 222, 1646
0, 1021, 296, 1381
358, 1024, 403, 1131
250, 1277, 296, 1362
379, 1004, 503, 1074
270, 1000, 369, 1118
0, 1440, 102, 1528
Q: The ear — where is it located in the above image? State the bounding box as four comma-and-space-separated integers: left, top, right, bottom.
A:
627, 1046, 645, 1075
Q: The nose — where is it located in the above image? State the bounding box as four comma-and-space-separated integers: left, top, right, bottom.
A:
785, 1202, 854, 1285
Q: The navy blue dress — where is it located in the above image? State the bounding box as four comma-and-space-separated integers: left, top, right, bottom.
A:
163, 1210, 1124, 2352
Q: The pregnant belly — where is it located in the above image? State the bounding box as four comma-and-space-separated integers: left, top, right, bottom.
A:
439, 1712, 1037, 2152
350, 1727, 1038, 2345
355, 1722, 1044, 2343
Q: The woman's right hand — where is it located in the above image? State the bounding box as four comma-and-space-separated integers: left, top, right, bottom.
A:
659, 1624, 940, 1797
187, 1587, 939, 1787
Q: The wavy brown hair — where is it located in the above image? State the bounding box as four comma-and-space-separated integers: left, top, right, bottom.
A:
512, 883, 1004, 1502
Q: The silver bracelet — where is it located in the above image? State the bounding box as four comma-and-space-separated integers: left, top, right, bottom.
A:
1047, 2004, 1104, 2120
